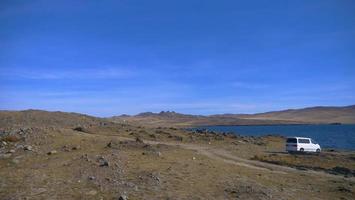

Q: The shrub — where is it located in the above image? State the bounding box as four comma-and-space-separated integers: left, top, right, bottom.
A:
1, 135, 21, 142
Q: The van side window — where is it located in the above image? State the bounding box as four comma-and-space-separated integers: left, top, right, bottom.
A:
286, 138, 297, 143
298, 139, 310, 144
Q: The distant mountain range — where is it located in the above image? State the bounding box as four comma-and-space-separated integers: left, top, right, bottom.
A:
1, 105, 354, 129
111, 105, 355, 127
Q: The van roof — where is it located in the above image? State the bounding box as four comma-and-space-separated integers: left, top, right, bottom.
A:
286, 137, 311, 140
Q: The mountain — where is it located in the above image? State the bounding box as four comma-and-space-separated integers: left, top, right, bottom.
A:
110, 111, 302, 127
110, 105, 355, 127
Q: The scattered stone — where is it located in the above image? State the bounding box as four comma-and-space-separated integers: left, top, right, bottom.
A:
7, 149, 15, 153
98, 157, 109, 167
337, 186, 352, 193
150, 173, 160, 183
62, 145, 70, 152
73, 127, 89, 133
118, 194, 128, 200
23, 145, 33, 151
81, 154, 91, 162
47, 150, 58, 155
192, 157, 196, 160
107, 141, 113, 148
136, 137, 144, 143
72, 145, 80, 150
173, 136, 183, 141
32, 188, 47, 195
86, 190, 97, 195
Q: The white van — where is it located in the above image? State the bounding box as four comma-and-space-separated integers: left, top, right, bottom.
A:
286, 137, 321, 153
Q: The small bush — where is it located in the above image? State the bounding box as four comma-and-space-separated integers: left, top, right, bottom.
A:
1, 135, 21, 143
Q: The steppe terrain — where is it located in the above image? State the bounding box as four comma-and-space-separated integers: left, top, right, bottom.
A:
111, 105, 355, 127
0, 110, 354, 200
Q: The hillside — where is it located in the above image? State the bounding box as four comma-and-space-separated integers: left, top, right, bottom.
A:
0, 109, 112, 129
110, 111, 302, 128
111, 105, 355, 127
236, 105, 355, 124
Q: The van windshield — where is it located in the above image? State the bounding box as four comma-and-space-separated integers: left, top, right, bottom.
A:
286, 138, 297, 143
311, 139, 318, 144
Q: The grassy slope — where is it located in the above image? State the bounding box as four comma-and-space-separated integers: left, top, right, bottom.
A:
237, 105, 355, 124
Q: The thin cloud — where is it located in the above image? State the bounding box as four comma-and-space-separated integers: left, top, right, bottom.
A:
0, 67, 136, 80
232, 81, 270, 89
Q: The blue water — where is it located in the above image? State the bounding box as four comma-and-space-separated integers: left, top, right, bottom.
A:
195, 124, 355, 150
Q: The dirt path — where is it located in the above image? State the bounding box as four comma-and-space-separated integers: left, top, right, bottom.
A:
98, 134, 354, 181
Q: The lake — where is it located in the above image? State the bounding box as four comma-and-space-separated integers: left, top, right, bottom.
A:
194, 124, 355, 150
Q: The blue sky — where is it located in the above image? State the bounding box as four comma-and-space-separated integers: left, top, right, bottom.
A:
1, 0, 354, 116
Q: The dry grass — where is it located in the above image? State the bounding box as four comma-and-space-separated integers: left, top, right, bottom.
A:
252, 152, 355, 176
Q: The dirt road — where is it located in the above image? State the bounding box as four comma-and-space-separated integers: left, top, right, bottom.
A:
103, 134, 354, 181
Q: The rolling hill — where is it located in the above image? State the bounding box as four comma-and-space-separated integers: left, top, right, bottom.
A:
236, 105, 355, 124
111, 105, 355, 127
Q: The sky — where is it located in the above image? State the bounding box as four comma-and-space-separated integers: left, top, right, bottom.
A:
0, 0, 355, 116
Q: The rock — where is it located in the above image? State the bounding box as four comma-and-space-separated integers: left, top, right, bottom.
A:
81, 154, 90, 162
118, 194, 128, 200
86, 190, 97, 195
150, 173, 160, 183
73, 127, 85, 132
174, 136, 183, 141
149, 134, 157, 139
23, 145, 32, 151
136, 137, 144, 143
107, 141, 113, 148
2, 141, 7, 146
88, 176, 96, 180
32, 188, 47, 195
192, 157, 196, 160
98, 157, 109, 167
337, 186, 352, 193
62, 145, 70, 152
72, 145, 80, 150
47, 150, 57, 155
7, 149, 15, 153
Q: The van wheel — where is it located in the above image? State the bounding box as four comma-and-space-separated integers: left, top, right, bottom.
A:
300, 148, 304, 152
316, 149, 320, 153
